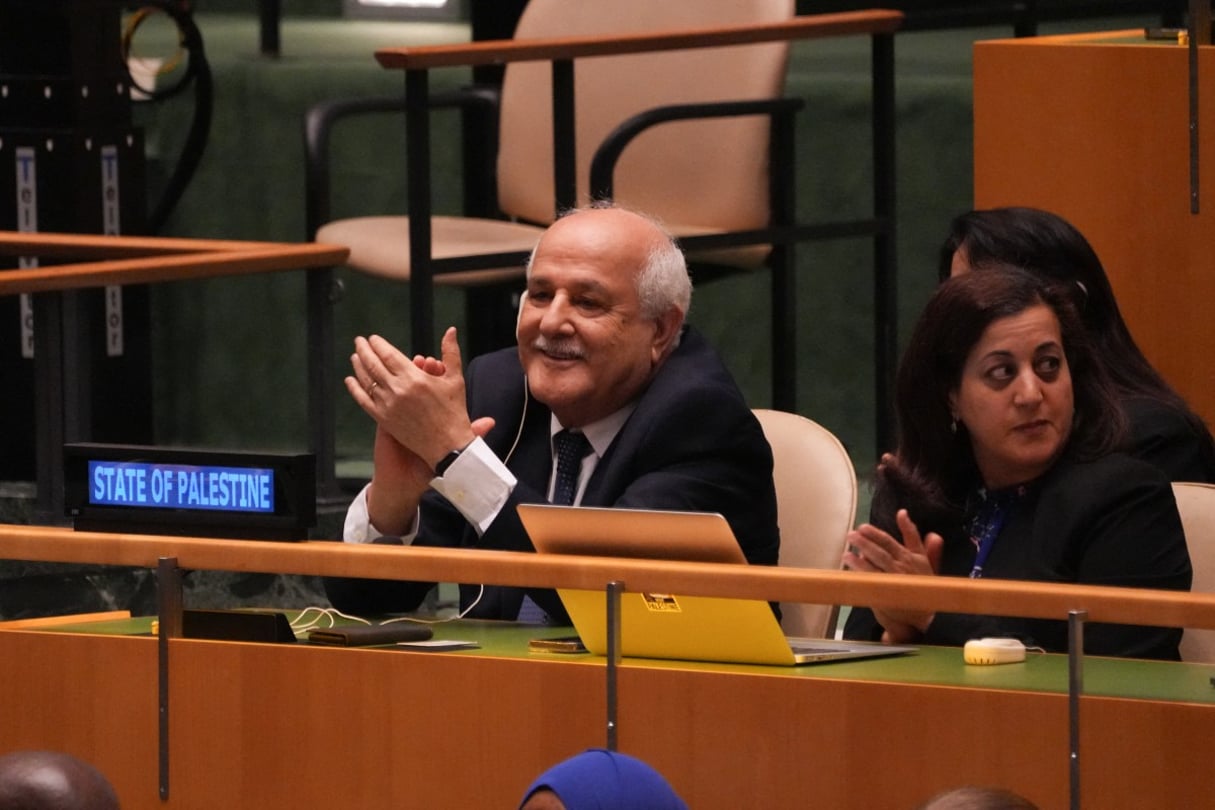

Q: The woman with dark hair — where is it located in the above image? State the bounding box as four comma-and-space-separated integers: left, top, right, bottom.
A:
939, 206, 1215, 483
842, 267, 1191, 660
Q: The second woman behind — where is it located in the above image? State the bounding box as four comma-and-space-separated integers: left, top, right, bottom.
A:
940, 206, 1215, 483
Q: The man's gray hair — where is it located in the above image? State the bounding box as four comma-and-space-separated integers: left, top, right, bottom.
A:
637, 228, 691, 321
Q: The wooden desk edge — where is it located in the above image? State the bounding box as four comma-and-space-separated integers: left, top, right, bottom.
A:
375, 10, 904, 70
975, 28, 1177, 47
2, 523, 1213, 631
0, 241, 348, 295
0, 230, 321, 256
0, 610, 132, 628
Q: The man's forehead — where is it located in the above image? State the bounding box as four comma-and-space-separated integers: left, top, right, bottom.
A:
527, 264, 621, 290
538, 209, 654, 257
528, 242, 640, 291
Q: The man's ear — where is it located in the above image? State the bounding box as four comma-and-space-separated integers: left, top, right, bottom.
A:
515, 291, 528, 341
650, 307, 684, 365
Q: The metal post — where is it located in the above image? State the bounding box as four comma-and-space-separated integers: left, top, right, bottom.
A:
1067, 609, 1087, 810
551, 59, 577, 215
605, 581, 624, 752
1188, 0, 1204, 214
306, 266, 342, 503
258, 0, 281, 58
32, 292, 66, 521
405, 68, 436, 357
871, 32, 898, 457
157, 557, 184, 801
769, 106, 798, 412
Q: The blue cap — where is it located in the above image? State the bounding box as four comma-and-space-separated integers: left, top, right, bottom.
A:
519, 749, 688, 810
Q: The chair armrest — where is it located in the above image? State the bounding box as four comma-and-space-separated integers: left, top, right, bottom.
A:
588, 97, 804, 202
302, 86, 500, 238
373, 10, 904, 70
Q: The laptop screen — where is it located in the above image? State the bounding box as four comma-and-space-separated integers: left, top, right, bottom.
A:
518, 503, 916, 666
518, 503, 747, 563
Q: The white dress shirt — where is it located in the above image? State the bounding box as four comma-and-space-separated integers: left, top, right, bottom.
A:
342, 404, 635, 545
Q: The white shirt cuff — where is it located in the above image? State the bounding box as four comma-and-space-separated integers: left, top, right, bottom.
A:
342, 484, 419, 544
429, 436, 517, 535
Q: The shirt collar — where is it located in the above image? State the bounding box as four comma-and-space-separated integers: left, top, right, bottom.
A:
551, 404, 636, 458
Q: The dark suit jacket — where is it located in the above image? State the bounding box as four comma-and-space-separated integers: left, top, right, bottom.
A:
325, 326, 780, 621
1124, 396, 1215, 484
844, 452, 1192, 660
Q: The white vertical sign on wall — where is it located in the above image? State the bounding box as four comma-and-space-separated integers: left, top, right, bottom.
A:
15, 145, 37, 359
101, 143, 123, 356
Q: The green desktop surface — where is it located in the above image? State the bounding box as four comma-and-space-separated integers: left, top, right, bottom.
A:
30, 612, 1215, 705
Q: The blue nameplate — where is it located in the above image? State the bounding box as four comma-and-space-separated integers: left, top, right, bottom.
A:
64, 444, 315, 540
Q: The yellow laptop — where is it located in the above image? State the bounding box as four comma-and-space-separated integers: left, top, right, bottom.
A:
517, 503, 914, 666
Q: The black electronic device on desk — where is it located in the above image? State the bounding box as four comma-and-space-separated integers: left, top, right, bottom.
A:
63, 443, 315, 540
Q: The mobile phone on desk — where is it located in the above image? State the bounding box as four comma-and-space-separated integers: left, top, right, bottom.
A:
1144, 26, 1186, 40
528, 635, 588, 653
398, 639, 480, 651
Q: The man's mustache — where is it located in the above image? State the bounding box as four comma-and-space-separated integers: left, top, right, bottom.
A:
532, 335, 586, 360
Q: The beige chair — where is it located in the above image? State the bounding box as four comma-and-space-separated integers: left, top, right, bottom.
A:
753, 408, 858, 638
1175, 481, 1215, 663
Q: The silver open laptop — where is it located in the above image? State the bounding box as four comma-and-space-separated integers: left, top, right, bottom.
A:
518, 503, 915, 666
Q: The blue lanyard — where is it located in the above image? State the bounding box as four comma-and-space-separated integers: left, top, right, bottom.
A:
968, 489, 1019, 579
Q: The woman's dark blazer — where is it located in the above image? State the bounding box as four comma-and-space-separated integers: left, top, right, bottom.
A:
845, 452, 1192, 660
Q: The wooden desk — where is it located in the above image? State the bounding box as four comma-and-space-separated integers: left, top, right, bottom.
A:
2, 614, 1214, 809
3, 524, 1215, 808
973, 31, 1215, 426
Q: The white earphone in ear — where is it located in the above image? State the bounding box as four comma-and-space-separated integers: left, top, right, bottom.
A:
515, 290, 527, 340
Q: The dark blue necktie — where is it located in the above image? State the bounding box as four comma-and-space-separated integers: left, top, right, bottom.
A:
552, 429, 591, 505
518, 430, 592, 623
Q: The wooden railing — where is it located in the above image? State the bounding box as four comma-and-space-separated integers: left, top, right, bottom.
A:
3, 522, 1214, 632
0, 231, 348, 295
372, 11, 903, 70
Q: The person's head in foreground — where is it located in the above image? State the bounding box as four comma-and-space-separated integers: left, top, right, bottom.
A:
917, 784, 1039, 810
518, 749, 688, 810
0, 750, 120, 810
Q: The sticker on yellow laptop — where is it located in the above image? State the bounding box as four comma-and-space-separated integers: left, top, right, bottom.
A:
641, 593, 681, 612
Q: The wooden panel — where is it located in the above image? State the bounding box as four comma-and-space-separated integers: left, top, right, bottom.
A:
617, 667, 1071, 807
1080, 694, 1215, 807
0, 632, 159, 807
974, 33, 1215, 425
618, 664, 1215, 808
2, 625, 1214, 808
167, 641, 605, 807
